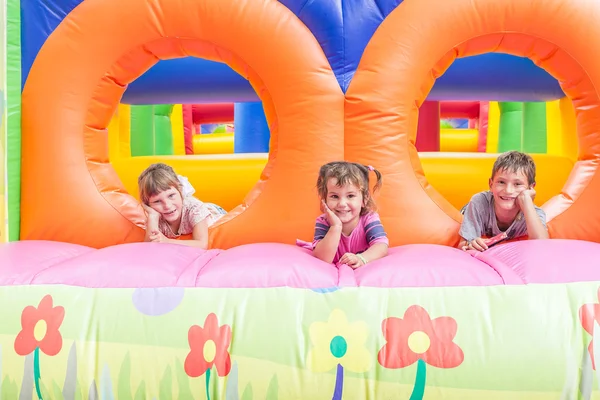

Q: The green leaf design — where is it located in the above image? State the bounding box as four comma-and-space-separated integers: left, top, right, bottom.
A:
174, 359, 193, 400
1, 377, 13, 400
74, 380, 83, 400
265, 375, 278, 400
159, 366, 172, 399
10, 379, 18, 400
118, 353, 132, 400
39, 379, 50, 400
133, 381, 146, 400
63, 342, 77, 400
52, 380, 65, 400
240, 383, 253, 400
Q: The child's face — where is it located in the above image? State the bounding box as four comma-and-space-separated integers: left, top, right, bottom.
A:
325, 178, 364, 228
147, 186, 183, 224
489, 168, 531, 213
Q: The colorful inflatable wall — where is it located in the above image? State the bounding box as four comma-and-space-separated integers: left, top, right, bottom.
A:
2, 0, 600, 398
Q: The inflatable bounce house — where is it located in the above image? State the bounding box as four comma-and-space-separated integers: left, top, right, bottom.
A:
2, 0, 600, 398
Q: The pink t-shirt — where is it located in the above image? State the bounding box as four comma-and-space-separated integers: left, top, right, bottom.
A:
158, 197, 225, 239
297, 212, 389, 263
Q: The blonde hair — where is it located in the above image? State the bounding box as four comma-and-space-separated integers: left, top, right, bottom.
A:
492, 151, 536, 185
316, 161, 383, 215
137, 163, 182, 204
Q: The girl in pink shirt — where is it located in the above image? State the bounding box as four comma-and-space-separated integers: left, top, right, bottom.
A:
298, 161, 389, 268
138, 163, 226, 249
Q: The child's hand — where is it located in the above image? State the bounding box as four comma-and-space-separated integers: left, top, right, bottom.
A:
516, 188, 536, 209
462, 237, 488, 252
322, 201, 342, 228
338, 253, 365, 269
148, 230, 168, 243
142, 203, 160, 221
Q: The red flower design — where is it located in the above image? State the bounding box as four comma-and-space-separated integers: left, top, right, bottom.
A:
378, 305, 463, 369
14, 295, 65, 356
579, 287, 600, 369
184, 313, 232, 377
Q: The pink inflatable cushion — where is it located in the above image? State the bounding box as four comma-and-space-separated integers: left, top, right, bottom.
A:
31, 243, 221, 287
195, 243, 339, 288
0, 240, 94, 285
2, 239, 600, 289
473, 239, 600, 284
355, 244, 512, 287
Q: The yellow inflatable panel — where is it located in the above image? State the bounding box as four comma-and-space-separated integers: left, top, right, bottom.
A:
112, 153, 572, 212
171, 104, 186, 155
421, 153, 572, 209
440, 128, 478, 152
559, 97, 578, 161
193, 133, 234, 154
486, 101, 500, 153
112, 154, 266, 211
107, 104, 131, 160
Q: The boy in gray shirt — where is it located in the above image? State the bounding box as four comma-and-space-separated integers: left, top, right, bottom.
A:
459, 151, 549, 252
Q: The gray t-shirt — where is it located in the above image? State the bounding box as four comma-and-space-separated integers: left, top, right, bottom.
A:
459, 191, 547, 242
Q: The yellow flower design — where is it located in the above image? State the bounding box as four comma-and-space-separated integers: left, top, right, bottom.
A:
307, 309, 371, 373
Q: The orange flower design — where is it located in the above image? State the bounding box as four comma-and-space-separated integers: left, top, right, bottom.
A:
14, 295, 65, 356
184, 313, 232, 377
378, 305, 463, 369
579, 287, 600, 369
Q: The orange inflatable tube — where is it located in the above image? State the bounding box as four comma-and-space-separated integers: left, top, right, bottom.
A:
21, 0, 342, 248
21, 0, 600, 248
346, 0, 600, 245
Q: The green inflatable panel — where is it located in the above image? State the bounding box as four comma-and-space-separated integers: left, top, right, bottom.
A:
497, 102, 523, 153
522, 102, 547, 153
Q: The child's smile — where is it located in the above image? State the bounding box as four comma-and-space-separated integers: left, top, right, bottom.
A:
489, 168, 529, 216
325, 178, 364, 234
148, 186, 183, 227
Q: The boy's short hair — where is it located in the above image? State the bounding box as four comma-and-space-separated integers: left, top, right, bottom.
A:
491, 151, 536, 185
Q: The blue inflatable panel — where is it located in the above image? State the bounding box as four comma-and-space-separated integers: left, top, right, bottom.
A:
234, 102, 270, 153
120, 54, 564, 104
431, 54, 564, 101
122, 58, 260, 105
22, 0, 565, 103
21, 0, 82, 88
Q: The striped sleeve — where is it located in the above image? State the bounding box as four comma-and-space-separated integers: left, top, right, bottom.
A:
313, 215, 330, 241
364, 213, 389, 246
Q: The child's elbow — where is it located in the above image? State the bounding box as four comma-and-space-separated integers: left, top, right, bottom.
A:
381, 245, 389, 257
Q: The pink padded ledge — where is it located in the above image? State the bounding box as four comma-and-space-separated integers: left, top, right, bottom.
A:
196, 243, 339, 288
0, 240, 94, 285
355, 244, 509, 287
2, 239, 600, 289
473, 239, 600, 284
31, 243, 221, 287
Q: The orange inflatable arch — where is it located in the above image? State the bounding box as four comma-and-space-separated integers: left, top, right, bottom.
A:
21, 0, 600, 248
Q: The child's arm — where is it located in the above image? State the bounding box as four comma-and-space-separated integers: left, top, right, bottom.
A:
142, 204, 160, 242
313, 202, 343, 263
517, 189, 549, 240
164, 219, 209, 249
339, 213, 389, 268
459, 194, 488, 251
147, 220, 209, 249
357, 242, 388, 263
